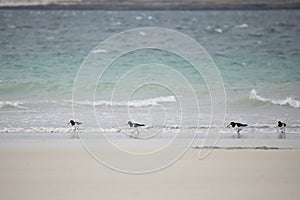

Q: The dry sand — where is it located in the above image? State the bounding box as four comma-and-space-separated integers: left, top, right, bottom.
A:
1, 139, 300, 200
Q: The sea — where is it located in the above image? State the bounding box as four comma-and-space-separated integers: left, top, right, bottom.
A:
0, 9, 300, 143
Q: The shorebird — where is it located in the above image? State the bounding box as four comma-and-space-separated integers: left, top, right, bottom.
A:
127, 121, 145, 138
128, 121, 145, 128
277, 121, 286, 138
227, 122, 248, 138
68, 120, 82, 131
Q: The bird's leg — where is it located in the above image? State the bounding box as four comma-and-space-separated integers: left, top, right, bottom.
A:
282, 127, 286, 138
237, 128, 241, 138
131, 129, 140, 138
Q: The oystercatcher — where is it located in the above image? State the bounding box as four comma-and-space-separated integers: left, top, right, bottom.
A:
68, 120, 82, 131
127, 121, 145, 138
277, 121, 286, 137
128, 121, 145, 128
227, 122, 248, 138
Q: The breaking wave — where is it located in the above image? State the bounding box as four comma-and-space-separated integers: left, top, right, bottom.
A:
0, 101, 27, 109
250, 89, 300, 108
0, 96, 177, 110
71, 96, 177, 107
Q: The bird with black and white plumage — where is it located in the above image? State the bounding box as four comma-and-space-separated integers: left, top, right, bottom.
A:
227, 121, 248, 138
68, 120, 82, 131
127, 121, 145, 138
128, 121, 145, 128
277, 121, 286, 138
69, 120, 82, 126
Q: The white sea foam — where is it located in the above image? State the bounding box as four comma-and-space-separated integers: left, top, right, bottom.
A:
250, 89, 300, 108
237, 23, 248, 28
135, 16, 143, 20
2, 126, 300, 143
214, 28, 223, 33
139, 31, 146, 36
71, 96, 177, 107
91, 49, 107, 53
0, 101, 27, 109
112, 21, 122, 26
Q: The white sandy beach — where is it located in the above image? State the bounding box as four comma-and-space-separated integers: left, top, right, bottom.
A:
1, 139, 300, 200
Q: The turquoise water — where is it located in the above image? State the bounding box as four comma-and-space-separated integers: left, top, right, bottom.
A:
0, 10, 299, 138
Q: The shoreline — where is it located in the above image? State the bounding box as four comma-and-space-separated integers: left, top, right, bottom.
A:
1, 2, 300, 10
1, 137, 300, 150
